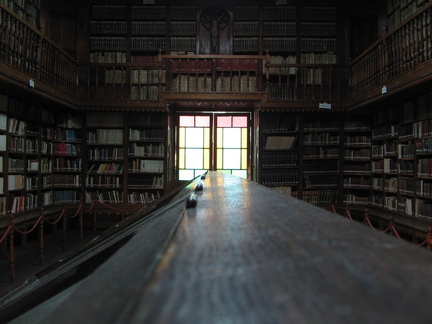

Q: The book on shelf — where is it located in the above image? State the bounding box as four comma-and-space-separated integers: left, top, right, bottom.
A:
265, 136, 296, 150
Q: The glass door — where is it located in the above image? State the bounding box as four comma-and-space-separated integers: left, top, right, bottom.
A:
177, 113, 250, 181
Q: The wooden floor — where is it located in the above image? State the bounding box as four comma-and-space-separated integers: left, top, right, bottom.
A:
3, 172, 432, 323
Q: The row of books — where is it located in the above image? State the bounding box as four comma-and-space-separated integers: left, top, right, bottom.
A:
304, 147, 339, 159
131, 69, 164, 85
90, 37, 127, 52
131, 37, 166, 51
52, 174, 81, 187
129, 159, 164, 173
130, 86, 160, 100
85, 190, 123, 204
7, 174, 24, 190
415, 199, 432, 220
8, 117, 25, 135
54, 157, 81, 172
87, 129, 123, 145
131, 22, 166, 35
129, 129, 165, 141
171, 37, 196, 51
418, 158, 432, 177
300, 22, 337, 37
233, 37, 259, 52
261, 169, 298, 186
88, 148, 124, 161
130, 5, 166, 20
86, 175, 122, 188
302, 189, 338, 204
300, 38, 337, 52
54, 129, 81, 142
261, 151, 298, 167
300, 7, 336, 21
91, 5, 127, 19
304, 174, 338, 188
304, 133, 339, 145
343, 176, 370, 188
234, 22, 259, 35
262, 37, 297, 52
268, 83, 296, 101
53, 190, 80, 204
10, 193, 38, 213
263, 22, 296, 36
128, 143, 164, 157
87, 162, 123, 174
416, 138, 432, 154
300, 53, 337, 64
91, 21, 127, 35
1, 0, 39, 27
54, 143, 80, 156
127, 190, 161, 204
372, 124, 399, 140
170, 22, 196, 35
171, 58, 259, 72
417, 180, 432, 198
344, 149, 372, 160
90, 51, 127, 64
345, 135, 371, 145
128, 175, 164, 188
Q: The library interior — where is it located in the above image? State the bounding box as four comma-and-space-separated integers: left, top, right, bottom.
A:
1, 0, 432, 323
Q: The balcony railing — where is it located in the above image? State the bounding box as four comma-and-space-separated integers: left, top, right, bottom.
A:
350, 2, 432, 101
0, 5, 78, 96
1, 3, 432, 107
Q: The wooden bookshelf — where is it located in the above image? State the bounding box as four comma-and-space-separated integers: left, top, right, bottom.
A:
126, 111, 166, 204
85, 111, 125, 204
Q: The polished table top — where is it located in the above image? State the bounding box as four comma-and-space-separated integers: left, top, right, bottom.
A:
7, 172, 432, 323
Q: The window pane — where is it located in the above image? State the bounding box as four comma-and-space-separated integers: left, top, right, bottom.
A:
195, 116, 210, 127
223, 128, 241, 148
179, 116, 195, 127
179, 148, 185, 169
241, 128, 248, 148
242, 148, 248, 169
217, 128, 223, 148
179, 127, 186, 147
204, 148, 210, 169
204, 128, 210, 148
217, 116, 232, 127
186, 128, 203, 148
217, 148, 223, 169
233, 116, 248, 127
185, 148, 204, 169
223, 149, 241, 169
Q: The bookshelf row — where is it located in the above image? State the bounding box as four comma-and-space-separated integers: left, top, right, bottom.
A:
88, 3, 337, 58
0, 95, 167, 215
258, 95, 432, 221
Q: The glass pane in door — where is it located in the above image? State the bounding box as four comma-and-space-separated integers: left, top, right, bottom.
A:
216, 115, 248, 179
178, 115, 211, 180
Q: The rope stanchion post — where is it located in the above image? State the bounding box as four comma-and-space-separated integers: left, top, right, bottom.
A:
9, 213, 15, 282
79, 199, 83, 242
39, 208, 45, 265
62, 204, 68, 251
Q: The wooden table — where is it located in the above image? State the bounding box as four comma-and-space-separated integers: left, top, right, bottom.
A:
4, 172, 432, 323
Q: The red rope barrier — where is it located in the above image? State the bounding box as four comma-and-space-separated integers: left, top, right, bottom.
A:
383, 224, 402, 239
68, 203, 83, 219
331, 204, 337, 214
13, 215, 43, 235
344, 208, 354, 221
361, 209, 375, 229
45, 208, 66, 225
85, 200, 96, 213
0, 225, 12, 244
